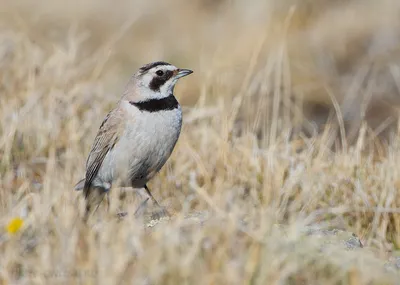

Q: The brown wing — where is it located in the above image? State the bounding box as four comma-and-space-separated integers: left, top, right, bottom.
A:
83, 108, 125, 198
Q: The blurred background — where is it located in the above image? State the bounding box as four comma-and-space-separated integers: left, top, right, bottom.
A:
2, 0, 400, 153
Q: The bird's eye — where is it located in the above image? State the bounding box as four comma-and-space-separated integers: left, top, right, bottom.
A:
156, 70, 164, 76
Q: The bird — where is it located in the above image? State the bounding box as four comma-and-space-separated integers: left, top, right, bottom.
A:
74, 61, 193, 221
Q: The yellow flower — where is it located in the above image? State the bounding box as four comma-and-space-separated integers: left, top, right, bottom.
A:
6, 217, 24, 234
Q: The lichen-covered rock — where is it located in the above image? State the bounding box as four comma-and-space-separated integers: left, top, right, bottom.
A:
145, 211, 210, 228
145, 213, 363, 251
302, 227, 363, 250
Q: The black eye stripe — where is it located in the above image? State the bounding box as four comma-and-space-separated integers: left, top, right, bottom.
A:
149, 70, 174, 92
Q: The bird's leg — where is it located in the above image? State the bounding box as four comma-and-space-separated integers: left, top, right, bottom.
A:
117, 185, 169, 219
144, 184, 161, 207
134, 197, 150, 217
144, 184, 170, 220
129, 185, 157, 218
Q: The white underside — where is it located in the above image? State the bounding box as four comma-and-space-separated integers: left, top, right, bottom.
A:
94, 100, 182, 189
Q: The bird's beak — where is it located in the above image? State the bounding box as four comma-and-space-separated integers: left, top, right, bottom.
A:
176, 68, 193, 79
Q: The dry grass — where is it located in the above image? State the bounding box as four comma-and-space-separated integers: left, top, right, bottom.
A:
1, 0, 400, 284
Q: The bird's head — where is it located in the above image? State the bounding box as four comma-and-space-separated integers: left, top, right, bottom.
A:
124, 61, 193, 102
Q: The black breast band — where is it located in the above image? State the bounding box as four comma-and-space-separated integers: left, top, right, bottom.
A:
130, 94, 179, 112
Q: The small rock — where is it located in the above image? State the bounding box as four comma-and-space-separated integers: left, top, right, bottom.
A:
384, 255, 400, 272
303, 227, 363, 250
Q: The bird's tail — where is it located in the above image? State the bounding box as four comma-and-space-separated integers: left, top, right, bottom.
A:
74, 178, 105, 222
83, 186, 107, 222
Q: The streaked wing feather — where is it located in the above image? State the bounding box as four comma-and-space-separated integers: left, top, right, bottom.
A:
83, 109, 125, 198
